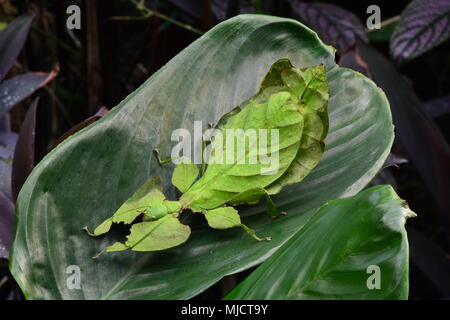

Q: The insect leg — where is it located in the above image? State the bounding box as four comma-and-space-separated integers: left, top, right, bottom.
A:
240, 223, 272, 242
153, 148, 175, 165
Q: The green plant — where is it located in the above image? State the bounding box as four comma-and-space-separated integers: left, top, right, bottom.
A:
9, 15, 413, 300
1, 14, 56, 262
85, 60, 329, 254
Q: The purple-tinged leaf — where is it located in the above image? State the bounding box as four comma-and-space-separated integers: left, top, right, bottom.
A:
0, 113, 11, 132
11, 98, 38, 202
166, 0, 201, 19
390, 0, 450, 64
0, 191, 14, 261
408, 229, 450, 297
48, 106, 109, 152
351, 39, 450, 244
0, 132, 18, 159
368, 169, 399, 191
0, 14, 33, 82
367, 20, 398, 42
424, 94, 450, 118
0, 69, 58, 118
383, 153, 409, 169
289, 0, 368, 53
0, 132, 18, 198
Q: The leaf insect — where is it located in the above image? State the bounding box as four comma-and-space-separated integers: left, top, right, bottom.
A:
84, 59, 329, 257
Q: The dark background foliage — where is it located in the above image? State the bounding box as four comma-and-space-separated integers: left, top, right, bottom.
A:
1, 0, 449, 300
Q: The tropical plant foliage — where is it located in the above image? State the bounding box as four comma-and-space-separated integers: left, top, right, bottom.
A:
2, 0, 449, 300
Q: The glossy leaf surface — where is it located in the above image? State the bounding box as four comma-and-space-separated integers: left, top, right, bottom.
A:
10, 15, 393, 299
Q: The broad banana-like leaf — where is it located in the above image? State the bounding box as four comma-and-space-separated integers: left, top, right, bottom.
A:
89, 60, 319, 250
225, 185, 415, 300
10, 15, 393, 299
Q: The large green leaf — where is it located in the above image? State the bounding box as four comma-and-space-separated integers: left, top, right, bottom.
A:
225, 185, 414, 300
180, 62, 327, 211
9, 15, 393, 300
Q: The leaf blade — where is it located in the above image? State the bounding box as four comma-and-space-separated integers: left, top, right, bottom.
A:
9, 15, 393, 300
0, 14, 33, 82
289, 1, 368, 53
0, 70, 57, 117
124, 215, 191, 252
171, 157, 199, 193
11, 98, 38, 201
225, 185, 414, 300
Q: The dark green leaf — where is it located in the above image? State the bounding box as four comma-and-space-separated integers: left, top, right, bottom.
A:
408, 229, 450, 297
225, 185, 414, 300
